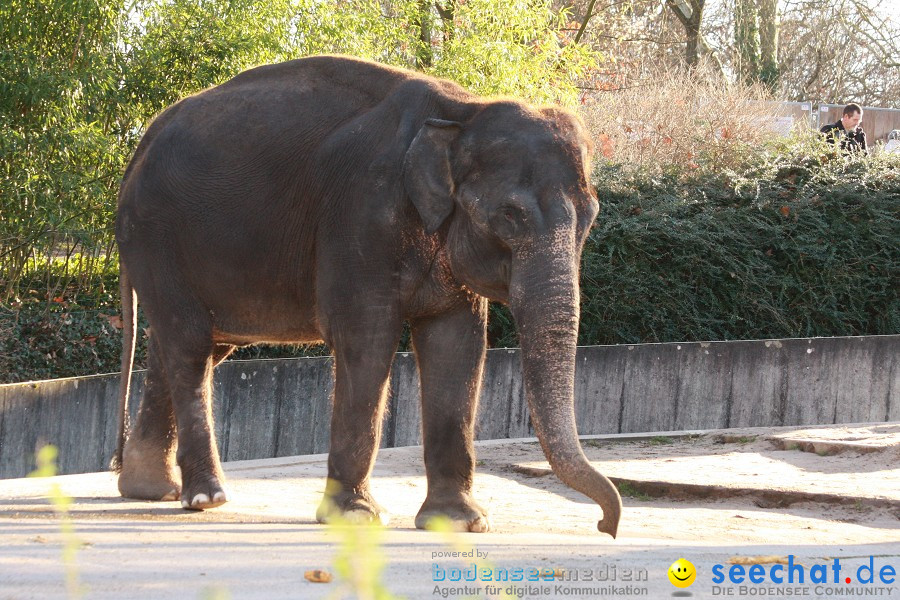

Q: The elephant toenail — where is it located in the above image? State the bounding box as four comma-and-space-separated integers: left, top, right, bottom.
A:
470, 518, 491, 533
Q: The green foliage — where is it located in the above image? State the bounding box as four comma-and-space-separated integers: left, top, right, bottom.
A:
291, 0, 417, 64
615, 480, 651, 501
290, 0, 596, 107
428, 0, 594, 106
579, 139, 900, 345
0, 256, 146, 382
123, 0, 297, 115
649, 436, 675, 445
1, 0, 596, 299
0, 0, 127, 298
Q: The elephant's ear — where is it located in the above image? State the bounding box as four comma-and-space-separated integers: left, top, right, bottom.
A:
403, 119, 461, 234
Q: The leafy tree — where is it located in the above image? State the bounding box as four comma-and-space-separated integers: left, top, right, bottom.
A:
122, 0, 297, 116
1, 0, 598, 305
0, 0, 127, 299
428, 0, 596, 105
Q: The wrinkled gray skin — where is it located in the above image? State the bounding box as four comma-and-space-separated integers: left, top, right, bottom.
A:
114, 55, 622, 537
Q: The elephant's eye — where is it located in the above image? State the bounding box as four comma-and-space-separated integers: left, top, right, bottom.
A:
490, 203, 529, 241
500, 205, 525, 222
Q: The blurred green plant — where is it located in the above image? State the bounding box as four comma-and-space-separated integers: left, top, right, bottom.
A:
27, 445, 87, 599
327, 517, 400, 600
199, 587, 232, 600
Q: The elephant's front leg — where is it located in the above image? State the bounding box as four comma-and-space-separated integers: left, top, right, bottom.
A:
316, 308, 402, 525
411, 297, 490, 532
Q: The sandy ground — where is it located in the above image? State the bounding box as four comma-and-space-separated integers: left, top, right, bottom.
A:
1, 423, 898, 599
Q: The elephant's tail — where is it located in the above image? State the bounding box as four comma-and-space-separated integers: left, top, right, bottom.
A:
111, 263, 137, 473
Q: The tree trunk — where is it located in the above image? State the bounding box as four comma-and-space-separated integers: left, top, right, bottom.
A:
666, 0, 705, 67
735, 0, 761, 84
758, 0, 779, 89
685, 12, 701, 66
436, 1, 455, 43
416, 0, 433, 69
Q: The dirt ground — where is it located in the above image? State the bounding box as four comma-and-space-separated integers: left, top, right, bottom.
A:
1, 423, 898, 600
3, 423, 898, 543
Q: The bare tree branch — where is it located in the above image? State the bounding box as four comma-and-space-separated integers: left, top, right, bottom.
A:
848, 0, 900, 67
574, 0, 598, 44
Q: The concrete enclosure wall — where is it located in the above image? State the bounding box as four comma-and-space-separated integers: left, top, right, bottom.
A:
1, 335, 897, 479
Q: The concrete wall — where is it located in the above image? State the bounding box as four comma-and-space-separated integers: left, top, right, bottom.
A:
1, 335, 897, 479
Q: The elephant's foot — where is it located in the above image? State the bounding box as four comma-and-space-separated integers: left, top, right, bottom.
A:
415, 492, 491, 532
180, 472, 228, 510
316, 484, 389, 526
118, 440, 181, 501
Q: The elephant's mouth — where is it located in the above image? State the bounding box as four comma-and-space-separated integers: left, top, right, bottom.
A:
444, 216, 512, 303
469, 283, 509, 304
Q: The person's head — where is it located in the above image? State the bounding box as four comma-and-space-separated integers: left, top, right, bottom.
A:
841, 103, 863, 130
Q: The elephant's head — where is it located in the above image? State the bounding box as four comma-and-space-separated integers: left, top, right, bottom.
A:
403, 102, 622, 537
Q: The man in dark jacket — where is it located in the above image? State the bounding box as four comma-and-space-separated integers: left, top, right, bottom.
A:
820, 103, 867, 153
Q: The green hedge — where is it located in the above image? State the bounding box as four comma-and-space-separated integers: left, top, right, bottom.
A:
577, 149, 899, 345
2, 146, 898, 383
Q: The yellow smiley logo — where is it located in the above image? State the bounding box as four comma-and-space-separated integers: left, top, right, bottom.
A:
668, 558, 697, 588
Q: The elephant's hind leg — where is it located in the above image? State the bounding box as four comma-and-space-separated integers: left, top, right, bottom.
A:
118, 335, 235, 505
141, 287, 232, 510
170, 340, 231, 510
118, 335, 181, 501
119, 335, 234, 508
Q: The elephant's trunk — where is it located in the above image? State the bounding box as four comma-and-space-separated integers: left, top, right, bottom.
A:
509, 240, 622, 538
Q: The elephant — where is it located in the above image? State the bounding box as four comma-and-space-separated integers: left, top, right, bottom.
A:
113, 54, 622, 537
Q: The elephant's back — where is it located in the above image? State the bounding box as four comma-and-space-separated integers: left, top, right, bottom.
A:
157, 58, 405, 170
115, 56, 429, 309
216, 55, 416, 102
120, 55, 472, 208
165, 56, 425, 149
